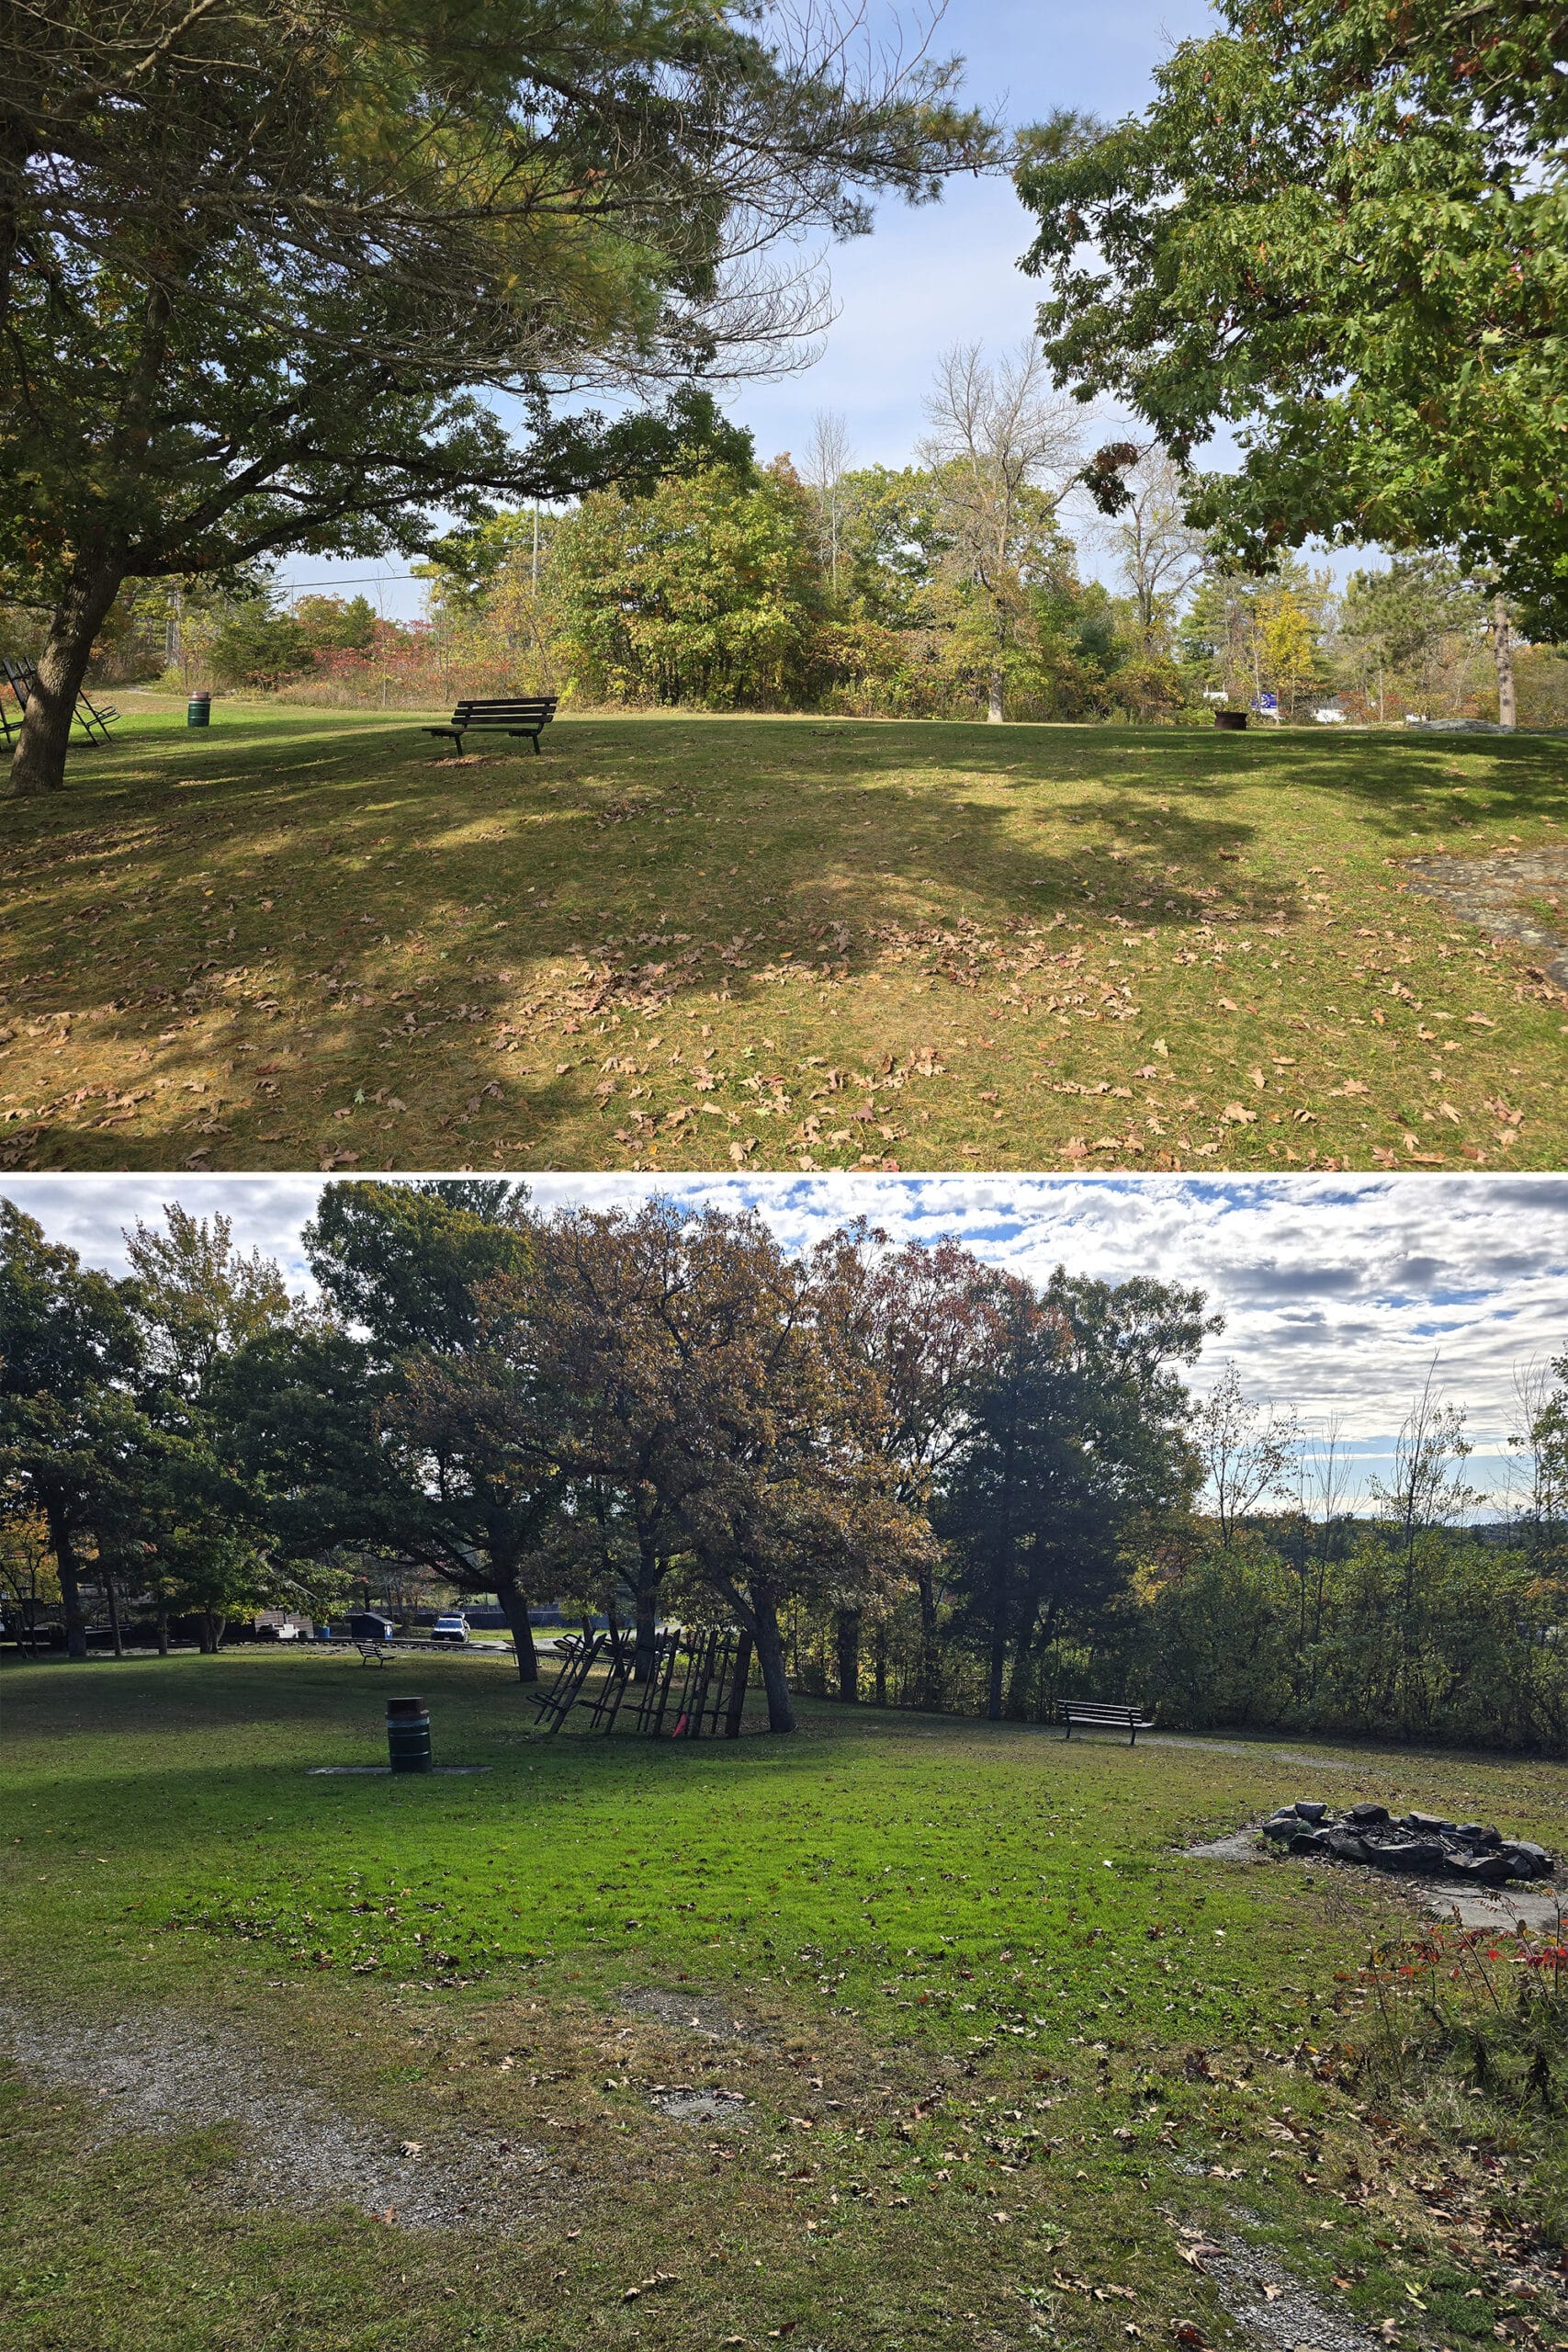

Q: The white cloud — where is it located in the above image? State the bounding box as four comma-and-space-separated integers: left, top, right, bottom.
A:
6, 1171, 1563, 1510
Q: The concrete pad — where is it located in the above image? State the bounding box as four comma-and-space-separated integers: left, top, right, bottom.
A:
1420, 1883, 1564, 1933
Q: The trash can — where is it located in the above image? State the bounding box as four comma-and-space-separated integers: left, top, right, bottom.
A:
1214, 709, 1247, 731
186, 693, 211, 729
386, 1694, 433, 1773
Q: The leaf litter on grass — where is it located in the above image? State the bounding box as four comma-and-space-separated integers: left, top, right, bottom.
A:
3, 709, 1567, 1170
6, 1659, 1568, 2348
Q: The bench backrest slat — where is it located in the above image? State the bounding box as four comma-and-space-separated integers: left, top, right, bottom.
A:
452, 698, 557, 716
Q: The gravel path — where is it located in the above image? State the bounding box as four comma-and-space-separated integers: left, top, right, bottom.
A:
0, 2005, 547, 2231
1186, 2231, 1381, 2352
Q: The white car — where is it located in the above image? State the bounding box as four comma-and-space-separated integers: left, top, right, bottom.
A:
431, 1613, 470, 1645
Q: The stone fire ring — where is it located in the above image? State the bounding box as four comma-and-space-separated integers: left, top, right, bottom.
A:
1259, 1799, 1554, 1888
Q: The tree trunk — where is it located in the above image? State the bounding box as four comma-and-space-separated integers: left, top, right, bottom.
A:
916, 1568, 940, 1712
156, 1608, 170, 1657
7, 552, 127, 796
987, 666, 1004, 724
49, 1515, 88, 1659
987, 1434, 1017, 1723
724, 1630, 753, 1737
633, 1544, 660, 1682
106, 1574, 123, 1659
632, 1582, 657, 1683
494, 1572, 539, 1683
986, 1594, 1008, 1721
750, 1587, 796, 1734
1005, 1613, 1037, 1717
873, 1621, 887, 1708
834, 1607, 860, 1704
1493, 596, 1516, 731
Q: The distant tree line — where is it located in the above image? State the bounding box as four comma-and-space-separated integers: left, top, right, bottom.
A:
72, 414, 1566, 727
4, 1185, 1565, 1747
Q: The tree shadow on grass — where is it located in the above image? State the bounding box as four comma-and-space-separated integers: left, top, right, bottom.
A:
3, 715, 1566, 1170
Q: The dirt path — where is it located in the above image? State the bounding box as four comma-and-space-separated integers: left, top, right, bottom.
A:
0, 2004, 547, 2230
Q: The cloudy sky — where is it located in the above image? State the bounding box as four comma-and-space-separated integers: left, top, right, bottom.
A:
276, 0, 1217, 620
7, 1173, 1564, 1513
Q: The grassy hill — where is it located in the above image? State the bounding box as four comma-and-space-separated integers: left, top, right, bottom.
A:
2, 1649, 1562, 2350
2, 705, 1564, 1171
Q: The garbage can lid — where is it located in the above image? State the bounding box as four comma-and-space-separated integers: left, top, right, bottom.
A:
387, 1694, 427, 1717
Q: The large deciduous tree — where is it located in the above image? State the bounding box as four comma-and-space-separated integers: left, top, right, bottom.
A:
917, 341, 1082, 720
1015, 0, 1568, 695
547, 458, 825, 707
816, 1228, 1005, 1708
237, 1180, 559, 1680
123, 1204, 322, 1653
468, 1199, 931, 1732
942, 1268, 1214, 1718
0, 1200, 145, 1657
2, 0, 995, 794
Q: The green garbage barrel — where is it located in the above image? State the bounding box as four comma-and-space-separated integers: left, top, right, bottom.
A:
186, 694, 211, 729
387, 1694, 432, 1773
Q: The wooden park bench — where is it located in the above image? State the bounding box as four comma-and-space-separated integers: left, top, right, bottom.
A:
1057, 1700, 1153, 1747
356, 1637, 395, 1666
422, 695, 557, 754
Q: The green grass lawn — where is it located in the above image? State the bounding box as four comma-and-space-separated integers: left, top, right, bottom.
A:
3, 1650, 1563, 2350
2, 703, 1565, 1172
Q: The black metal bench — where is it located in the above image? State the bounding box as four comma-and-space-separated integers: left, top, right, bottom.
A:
1058, 1700, 1153, 1747
423, 695, 558, 753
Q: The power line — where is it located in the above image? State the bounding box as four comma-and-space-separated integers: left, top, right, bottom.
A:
277, 572, 425, 588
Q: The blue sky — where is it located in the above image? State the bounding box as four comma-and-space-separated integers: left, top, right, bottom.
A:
276, 0, 1218, 621
6, 1172, 1565, 1513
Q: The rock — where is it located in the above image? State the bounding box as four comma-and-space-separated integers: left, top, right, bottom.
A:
1244, 1803, 1550, 1888
1369, 1838, 1447, 1873
1446, 1851, 1514, 1886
